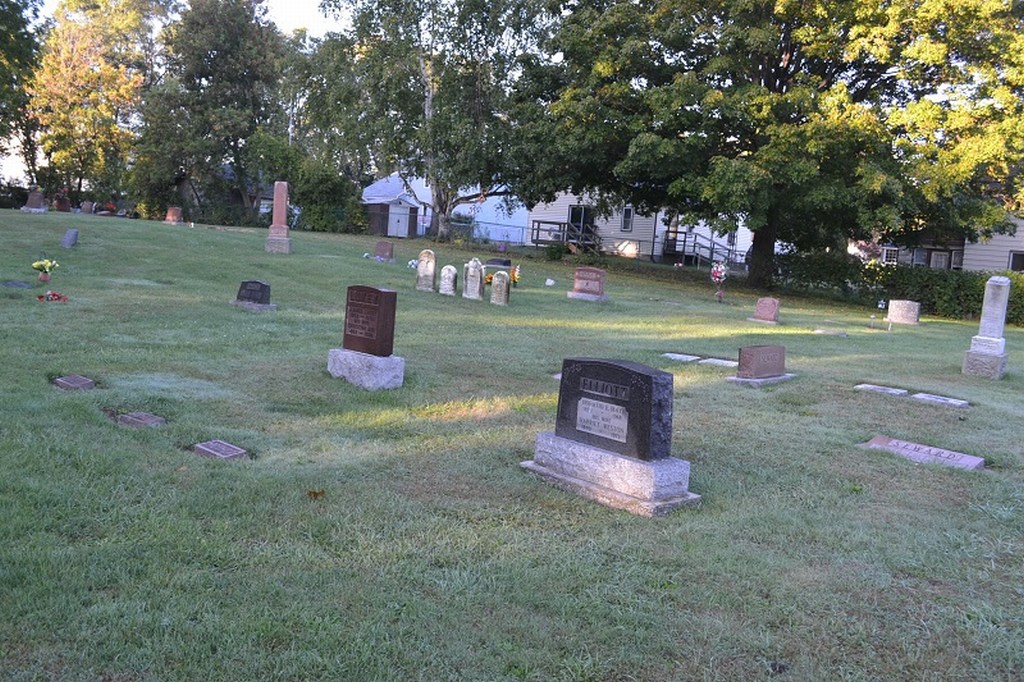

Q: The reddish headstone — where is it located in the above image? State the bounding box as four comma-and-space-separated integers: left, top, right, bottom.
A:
53, 374, 95, 390
164, 206, 182, 224
374, 240, 394, 260
193, 439, 248, 460
343, 285, 397, 357
750, 297, 780, 324
736, 345, 786, 379
269, 181, 288, 236
568, 267, 609, 302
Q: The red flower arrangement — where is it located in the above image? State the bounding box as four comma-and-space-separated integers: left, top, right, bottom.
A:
37, 290, 68, 302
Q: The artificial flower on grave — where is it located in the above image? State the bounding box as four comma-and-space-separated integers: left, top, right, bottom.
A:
710, 261, 728, 303
511, 264, 521, 286
32, 258, 59, 274
37, 290, 68, 302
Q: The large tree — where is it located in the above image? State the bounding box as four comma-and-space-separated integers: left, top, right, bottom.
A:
136, 0, 281, 222
0, 0, 40, 150
525, 0, 1024, 287
325, 0, 546, 238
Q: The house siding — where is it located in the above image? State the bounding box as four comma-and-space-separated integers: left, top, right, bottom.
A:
963, 218, 1024, 272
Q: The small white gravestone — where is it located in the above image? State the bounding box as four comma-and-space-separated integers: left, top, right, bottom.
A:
859, 435, 984, 470
885, 300, 921, 325
462, 258, 484, 300
439, 264, 458, 296
962, 276, 1010, 379
490, 270, 510, 306
415, 249, 436, 292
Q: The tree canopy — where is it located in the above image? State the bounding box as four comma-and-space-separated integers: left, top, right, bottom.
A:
520, 0, 1024, 285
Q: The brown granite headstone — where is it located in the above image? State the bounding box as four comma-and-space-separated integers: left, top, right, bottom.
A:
737, 345, 786, 379
343, 285, 397, 357
750, 297, 780, 323
569, 267, 608, 301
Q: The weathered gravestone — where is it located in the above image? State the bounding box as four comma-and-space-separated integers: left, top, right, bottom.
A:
53, 374, 95, 390
748, 297, 780, 324
859, 435, 984, 471
567, 267, 609, 302
374, 240, 395, 261
328, 285, 404, 390
462, 258, 484, 300
728, 345, 796, 386
231, 280, 277, 312
521, 358, 700, 516
60, 229, 79, 248
439, 265, 458, 296
885, 299, 921, 325
962, 276, 1010, 379
265, 181, 293, 254
21, 191, 46, 213
415, 249, 436, 292
490, 270, 510, 306
80, 201, 94, 214
164, 206, 182, 224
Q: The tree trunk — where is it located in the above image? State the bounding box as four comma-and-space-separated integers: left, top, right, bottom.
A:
431, 183, 453, 239
747, 216, 779, 289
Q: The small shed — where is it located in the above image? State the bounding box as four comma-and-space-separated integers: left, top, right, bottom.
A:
361, 174, 429, 238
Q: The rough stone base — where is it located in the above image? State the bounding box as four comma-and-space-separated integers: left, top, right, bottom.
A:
746, 317, 778, 325
20, 207, 47, 214
230, 300, 278, 312
327, 348, 405, 390
521, 432, 700, 517
962, 351, 1007, 380
567, 291, 610, 302
265, 237, 293, 254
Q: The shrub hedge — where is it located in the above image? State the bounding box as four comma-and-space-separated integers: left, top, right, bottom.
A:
777, 250, 1024, 326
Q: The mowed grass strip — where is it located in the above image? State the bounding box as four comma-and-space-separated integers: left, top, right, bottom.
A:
1, 211, 1022, 680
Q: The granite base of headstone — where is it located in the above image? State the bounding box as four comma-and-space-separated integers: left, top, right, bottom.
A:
61, 229, 79, 248
265, 236, 293, 254
327, 349, 405, 390
885, 300, 920, 325
962, 276, 1011, 379
727, 345, 796, 387
230, 279, 277, 312
859, 435, 984, 471
193, 439, 248, 460
53, 374, 95, 390
520, 358, 700, 517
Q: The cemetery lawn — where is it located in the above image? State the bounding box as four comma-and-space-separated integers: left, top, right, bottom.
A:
3, 211, 1024, 681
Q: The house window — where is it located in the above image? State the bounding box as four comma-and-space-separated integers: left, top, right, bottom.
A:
1009, 252, 1024, 271
880, 247, 899, 265
726, 231, 737, 246
951, 251, 963, 270
621, 205, 633, 232
912, 248, 928, 266
930, 251, 949, 269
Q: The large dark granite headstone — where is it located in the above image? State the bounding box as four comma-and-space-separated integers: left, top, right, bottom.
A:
555, 358, 673, 461
343, 285, 397, 357
236, 280, 271, 305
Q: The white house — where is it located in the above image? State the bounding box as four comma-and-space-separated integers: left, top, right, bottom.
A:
527, 192, 754, 264
361, 173, 528, 243
962, 216, 1024, 272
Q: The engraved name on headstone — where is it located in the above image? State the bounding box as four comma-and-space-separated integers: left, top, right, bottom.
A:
963, 275, 1011, 379
860, 435, 984, 470
555, 358, 673, 461
567, 267, 609, 301
343, 285, 397, 357
235, 280, 271, 305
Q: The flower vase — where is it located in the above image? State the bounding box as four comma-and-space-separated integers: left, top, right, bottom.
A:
38, 272, 50, 283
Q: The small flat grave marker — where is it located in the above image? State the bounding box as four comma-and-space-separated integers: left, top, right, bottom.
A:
193, 439, 248, 460
117, 411, 167, 428
910, 393, 969, 409
54, 374, 95, 390
697, 358, 738, 368
859, 435, 984, 470
662, 353, 701, 362
854, 384, 909, 396
2, 280, 33, 289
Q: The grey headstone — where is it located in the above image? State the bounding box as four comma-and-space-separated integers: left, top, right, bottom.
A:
60, 229, 79, 248
490, 270, 510, 305
462, 258, 484, 300
859, 435, 984, 470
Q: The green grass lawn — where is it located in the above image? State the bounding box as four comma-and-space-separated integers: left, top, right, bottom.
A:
1, 211, 1022, 681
